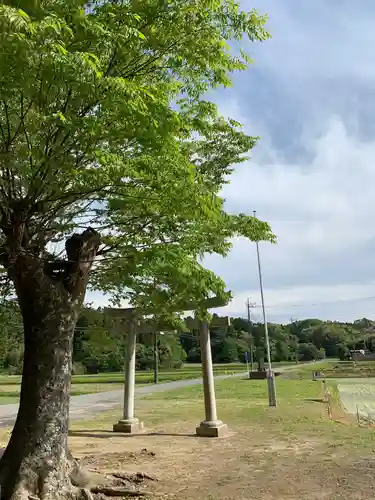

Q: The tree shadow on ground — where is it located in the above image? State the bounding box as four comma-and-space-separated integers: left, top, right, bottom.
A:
68, 430, 196, 439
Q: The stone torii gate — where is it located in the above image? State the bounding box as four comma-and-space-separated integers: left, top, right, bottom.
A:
105, 296, 230, 438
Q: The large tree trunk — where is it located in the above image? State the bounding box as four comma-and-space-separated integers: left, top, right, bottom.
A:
0, 229, 100, 500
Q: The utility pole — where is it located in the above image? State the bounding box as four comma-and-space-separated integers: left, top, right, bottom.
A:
290, 317, 299, 364
254, 210, 277, 407
153, 331, 159, 384
246, 299, 256, 373
153, 331, 165, 384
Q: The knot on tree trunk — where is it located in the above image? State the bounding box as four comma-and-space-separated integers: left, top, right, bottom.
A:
65, 228, 101, 264
63, 228, 101, 299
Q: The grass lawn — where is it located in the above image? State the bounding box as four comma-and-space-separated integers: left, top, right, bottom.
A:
326, 365, 375, 378
0, 377, 369, 499
285, 359, 375, 424
282, 359, 338, 378
0, 383, 126, 404
0, 363, 249, 405
306, 360, 375, 379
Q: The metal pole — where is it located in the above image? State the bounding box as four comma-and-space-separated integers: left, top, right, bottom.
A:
250, 338, 254, 373
153, 331, 159, 384
254, 210, 277, 407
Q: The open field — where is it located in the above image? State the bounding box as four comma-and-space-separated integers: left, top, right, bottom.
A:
282, 359, 336, 378
0, 363, 250, 405
0, 363, 248, 384
0, 363, 297, 405
335, 378, 375, 423
322, 361, 375, 378
316, 360, 375, 379
284, 359, 375, 379
285, 360, 375, 424
0, 377, 374, 499
0, 383, 126, 405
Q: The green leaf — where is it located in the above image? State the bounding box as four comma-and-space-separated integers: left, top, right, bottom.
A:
0, 0, 274, 318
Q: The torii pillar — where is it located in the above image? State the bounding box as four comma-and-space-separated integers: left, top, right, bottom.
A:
186, 315, 229, 437
105, 295, 230, 437
108, 308, 144, 433
105, 307, 174, 433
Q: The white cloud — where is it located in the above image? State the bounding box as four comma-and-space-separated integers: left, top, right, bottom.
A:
183, 0, 375, 322
88, 111, 375, 320
249, 0, 375, 83
224, 116, 375, 252
88, 0, 375, 323
89, 113, 375, 324
203, 111, 375, 322
212, 282, 375, 323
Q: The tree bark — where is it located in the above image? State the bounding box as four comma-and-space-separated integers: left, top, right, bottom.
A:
0, 229, 100, 500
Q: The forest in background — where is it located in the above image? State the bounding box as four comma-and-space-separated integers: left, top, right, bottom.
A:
0, 301, 374, 374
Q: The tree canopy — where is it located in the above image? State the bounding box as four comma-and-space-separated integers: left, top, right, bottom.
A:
0, 2, 275, 499
0, 0, 273, 312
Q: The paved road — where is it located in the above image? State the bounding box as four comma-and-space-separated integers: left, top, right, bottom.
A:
0, 363, 313, 427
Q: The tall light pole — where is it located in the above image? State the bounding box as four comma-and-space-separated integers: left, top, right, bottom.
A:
253, 210, 277, 407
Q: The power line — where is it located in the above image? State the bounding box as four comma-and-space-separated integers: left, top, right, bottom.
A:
250, 295, 375, 309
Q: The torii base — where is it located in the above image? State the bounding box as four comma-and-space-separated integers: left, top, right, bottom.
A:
113, 418, 144, 434
196, 420, 228, 438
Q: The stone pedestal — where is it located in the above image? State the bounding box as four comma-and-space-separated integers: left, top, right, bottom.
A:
113, 418, 144, 434
196, 420, 228, 438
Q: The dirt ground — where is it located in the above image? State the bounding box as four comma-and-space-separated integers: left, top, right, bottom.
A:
2, 378, 375, 499
69, 416, 375, 500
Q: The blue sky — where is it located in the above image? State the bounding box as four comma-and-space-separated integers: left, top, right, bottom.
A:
89, 0, 375, 323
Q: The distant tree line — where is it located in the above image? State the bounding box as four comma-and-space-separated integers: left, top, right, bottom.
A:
0, 301, 373, 374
